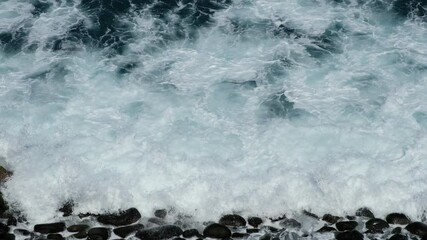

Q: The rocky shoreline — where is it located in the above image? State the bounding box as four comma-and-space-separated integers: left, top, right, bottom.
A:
0, 168, 427, 240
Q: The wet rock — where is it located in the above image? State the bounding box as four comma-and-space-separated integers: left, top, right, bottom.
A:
248, 216, 263, 227
0, 166, 12, 183
335, 230, 364, 240
269, 215, 286, 222
366, 218, 389, 232
203, 223, 231, 239
34, 222, 66, 234
219, 214, 247, 227
0, 222, 10, 234
182, 229, 201, 238
246, 228, 259, 233
392, 227, 402, 234
72, 231, 87, 239
346, 216, 356, 220
336, 221, 358, 231
0, 233, 15, 240
316, 226, 337, 232
355, 208, 375, 219
0, 192, 9, 216
389, 234, 408, 240
113, 224, 144, 238
58, 200, 74, 217
7, 216, 17, 226
322, 214, 341, 224
405, 222, 427, 237
232, 232, 249, 238
154, 209, 167, 219
303, 210, 319, 219
67, 224, 90, 232
97, 208, 141, 226
14, 229, 30, 236
47, 233, 64, 240
386, 213, 411, 225
280, 219, 301, 229
135, 225, 183, 240
87, 227, 110, 240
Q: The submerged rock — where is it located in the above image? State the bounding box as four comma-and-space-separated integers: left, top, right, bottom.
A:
34, 222, 65, 234
67, 224, 90, 233
322, 214, 341, 224
335, 230, 364, 240
58, 200, 74, 217
97, 208, 141, 226
219, 214, 247, 227
280, 219, 301, 229
113, 224, 144, 238
386, 213, 411, 225
203, 223, 231, 238
336, 221, 358, 231
355, 208, 375, 219
154, 209, 167, 219
405, 222, 427, 237
135, 225, 183, 240
248, 216, 263, 228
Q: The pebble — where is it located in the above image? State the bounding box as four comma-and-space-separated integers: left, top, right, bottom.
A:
97, 208, 141, 226
135, 225, 183, 240
219, 214, 247, 227
405, 222, 427, 237
182, 229, 202, 238
203, 223, 231, 238
386, 213, 411, 225
34, 222, 66, 234
113, 224, 144, 238
335, 230, 364, 240
248, 216, 263, 228
336, 221, 358, 231
87, 227, 110, 240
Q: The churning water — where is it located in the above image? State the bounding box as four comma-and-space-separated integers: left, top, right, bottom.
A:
1, 0, 427, 223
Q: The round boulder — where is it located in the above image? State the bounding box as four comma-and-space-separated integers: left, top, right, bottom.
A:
248, 217, 263, 228
135, 225, 183, 240
97, 208, 141, 226
336, 221, 358, 231
219, 214, 246, 227
203, 223, 231, 239
386, 213, 411, 225
405, 222, 427, 237
366, 218, 389, 232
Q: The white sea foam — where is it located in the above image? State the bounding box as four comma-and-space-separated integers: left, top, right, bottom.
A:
0, 0, 427, 223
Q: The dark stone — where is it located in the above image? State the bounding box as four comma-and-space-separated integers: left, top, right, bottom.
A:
280, 219, 301, 229
7, 216, 17, 226
182, 229, 201, 238
246, 229, 259, 233
269, 215, 286, 222
0, 222, 10, 234
364, 229, 384, 234
87, 227, 110, 240
389, 234, 408, 240
135, 225, 183, 240
260, 226, 279, 232
392, 227, 402, 234
78, 212, 96, 218
154, 209, 167, 219
303, 210, 319, 219
67, 224, 90, 232
113, 224, 144, 238
323, 214, 341, 224
0, 166, 12, 183
0, 233, 15, 240
47, 233, 64, 240
248, 217, 263, 228
219, 214, 247, 227
346, 216, 356, 220
355, 208, 375, 219
316, 226, 337, 232
58, 200, 74, 217
232, 232, 249, 238
405, 222, 427, 237
366, 218, 389, 232
386, 213, 411, 225
336, 221, 358, 231
335, 230, 364, 240
97, 208, 141, 226
202, 223, 231, 239
148, 217, 166, 225
34, 222, 66, 234
0, 192, 9, 216
173, 238, 186, 240
72, 231, 87, 239
14, 229, 30, 236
